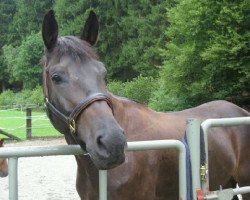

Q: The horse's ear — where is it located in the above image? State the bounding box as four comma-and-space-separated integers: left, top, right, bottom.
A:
80, 11, 99, 46
42, 10, 58, 51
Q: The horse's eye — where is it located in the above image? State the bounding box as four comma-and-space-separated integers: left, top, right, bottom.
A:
51, 74, 62, 84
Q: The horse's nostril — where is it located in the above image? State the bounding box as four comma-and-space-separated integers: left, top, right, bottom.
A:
97, 135, 106, 151
97, 135, 102, 146
95, 130, 126, 160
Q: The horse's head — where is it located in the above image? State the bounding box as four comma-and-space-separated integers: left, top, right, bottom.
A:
0, 139, 8, 177
42, 10, 126, 169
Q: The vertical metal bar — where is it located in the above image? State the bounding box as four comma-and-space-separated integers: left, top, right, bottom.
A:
201, 121, 211, 194
8, 157, 18, 200
178, 141, 187, 200
186, 118, 201, 200
99, 170, 107, 200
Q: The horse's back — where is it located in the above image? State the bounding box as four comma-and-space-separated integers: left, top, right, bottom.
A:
176, 100, 249, 118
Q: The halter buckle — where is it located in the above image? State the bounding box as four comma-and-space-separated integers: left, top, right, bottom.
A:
69, 119, 76, 134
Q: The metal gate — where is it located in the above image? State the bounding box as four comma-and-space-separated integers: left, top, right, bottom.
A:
0, 140, 187, 200
187, 117, 250, 199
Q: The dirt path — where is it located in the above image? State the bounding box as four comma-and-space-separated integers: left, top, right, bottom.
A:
0, 138, 80, 200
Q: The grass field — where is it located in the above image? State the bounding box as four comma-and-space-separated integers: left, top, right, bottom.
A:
0, 110, 61, 140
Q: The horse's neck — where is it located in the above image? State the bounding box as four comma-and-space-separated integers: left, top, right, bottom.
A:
111, 95, 160, 135
112, 95, 146, 123
110, 94, 183, 141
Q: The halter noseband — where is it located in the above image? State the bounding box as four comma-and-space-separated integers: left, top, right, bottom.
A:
43, 63, 113, 151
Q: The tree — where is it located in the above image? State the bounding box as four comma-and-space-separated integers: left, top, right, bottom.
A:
3, 33, 43, 89
8, 0, 54, 45
54, 0, 175, 80
54, 0, 89, 36
1, 0, 53, 91
96, 0, 175, 80
150, 0, 250, 111
0, 0, 16, 91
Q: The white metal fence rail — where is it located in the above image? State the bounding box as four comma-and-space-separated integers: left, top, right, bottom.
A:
0, 140, 187, 200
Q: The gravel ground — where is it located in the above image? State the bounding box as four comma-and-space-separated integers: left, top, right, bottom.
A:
0, 138, 80, 200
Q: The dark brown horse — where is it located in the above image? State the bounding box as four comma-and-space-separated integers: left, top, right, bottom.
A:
0, 139, 8, 178
42, 10, 250, 200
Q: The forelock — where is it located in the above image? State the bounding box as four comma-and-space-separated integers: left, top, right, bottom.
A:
44, 36, 99, 63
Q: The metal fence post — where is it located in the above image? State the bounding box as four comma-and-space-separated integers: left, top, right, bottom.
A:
9, 157, 18, 200
99, 170, 107, 200
186, 118, 201, 200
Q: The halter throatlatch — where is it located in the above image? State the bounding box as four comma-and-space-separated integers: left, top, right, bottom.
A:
43, 64, 113, 152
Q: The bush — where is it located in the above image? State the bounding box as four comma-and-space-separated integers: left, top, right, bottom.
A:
3, 33, 43, 89
0, 86, 44, 110
30, 86, 44, 106
148, 83, 188, 112
108, 75, 156, 104
0, 90, 16, 106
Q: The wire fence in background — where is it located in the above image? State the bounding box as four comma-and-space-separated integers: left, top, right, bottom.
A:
0, 104, 42, 112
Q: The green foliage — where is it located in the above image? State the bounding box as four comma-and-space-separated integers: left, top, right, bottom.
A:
151, 0, 250, 110
200, 0, 250, 98
108, 75, 156, 104
0, 0, 52, 91
8, 0, 53, 45
0, 86, 43, 108
149, 79, 188, 111
3, 33, 43, 89
0, 0, 15, 87
0, 0, 15, 47
0, 90, 16, 106
96, 0, 175, 80
53, 0, 174, 80
1, 0, 249, 111
30, 86, 43, 106
54, 0, 89, 36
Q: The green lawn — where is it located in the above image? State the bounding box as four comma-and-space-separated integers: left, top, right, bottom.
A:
0, 110, 61, 140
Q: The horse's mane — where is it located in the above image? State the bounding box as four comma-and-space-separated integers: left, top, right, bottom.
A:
113, 94, 153, 112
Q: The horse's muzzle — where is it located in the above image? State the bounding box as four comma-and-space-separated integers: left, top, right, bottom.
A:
88, 128, 127, 170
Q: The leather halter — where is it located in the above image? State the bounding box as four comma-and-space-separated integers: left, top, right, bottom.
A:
43, 63, 113, 151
